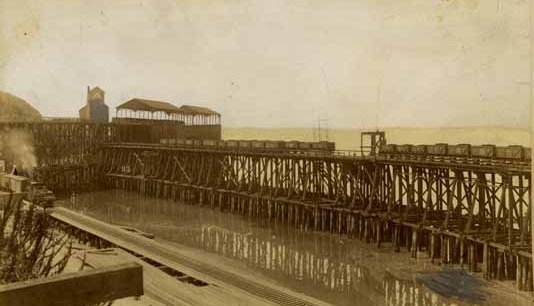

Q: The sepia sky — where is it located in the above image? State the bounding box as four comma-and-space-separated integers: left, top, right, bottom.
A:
0, 0, 530, 128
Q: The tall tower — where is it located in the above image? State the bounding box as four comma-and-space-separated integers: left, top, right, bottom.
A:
79, 86, 109, 123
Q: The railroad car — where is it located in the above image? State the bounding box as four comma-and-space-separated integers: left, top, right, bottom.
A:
286, 141, 300, 150
252, 140, 265, 149
298, 142, 312, 150
427, 143, 448, 155
193, 139, 203, 147
311, 141, 328, 151
168, 139, 176, 145
202, 140, 217, 147
185, 139, 194, 146
226, 140, 238, 148
217, 140, 227, 149
436, 143, 449, 155
508, 145, 525, 159
411, 145, 426, 155
238, 140, 251, 149
447, 144, 470, 157
471, 145, 495, 159
377, 141, 531, 162
378, 144, 396, 155
496, 145, 524, 160
265, 141, 284, 150
327, 142, 336, 151
495, 146, 523, 160
525, 148, 532, 161
396, 144, 413, 154
160, 139, 169, 145
176, 139, 185, 146
494, 146, 508, 159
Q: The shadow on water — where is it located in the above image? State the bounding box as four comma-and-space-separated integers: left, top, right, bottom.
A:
60, 189, 484, 306
415, 269, 486, 302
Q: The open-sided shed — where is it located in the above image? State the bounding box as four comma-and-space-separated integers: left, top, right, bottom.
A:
115, 99, 220, 125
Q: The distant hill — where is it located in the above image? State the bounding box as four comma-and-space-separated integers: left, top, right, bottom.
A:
0, 91, 42, 121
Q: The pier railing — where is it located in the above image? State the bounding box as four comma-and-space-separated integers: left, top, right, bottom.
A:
0, 263, 143, 306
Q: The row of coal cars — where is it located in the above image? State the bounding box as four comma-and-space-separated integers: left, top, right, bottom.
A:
159, 139, 336, 152
378, 143, 532, 161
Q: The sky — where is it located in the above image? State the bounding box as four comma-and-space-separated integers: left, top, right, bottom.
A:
0, 0, 531, 128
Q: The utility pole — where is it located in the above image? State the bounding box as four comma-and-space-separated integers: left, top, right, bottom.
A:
318, 118, 321, 141
314, 116, 329, 142
324, 117, 329, 141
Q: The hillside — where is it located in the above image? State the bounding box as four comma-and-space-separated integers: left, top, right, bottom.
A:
0, 91, 42, 121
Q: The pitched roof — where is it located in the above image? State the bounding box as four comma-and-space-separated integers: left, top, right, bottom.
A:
88, 87, 105, 101
89, 86, 105, 93
178, 105, 220, 116
116, 99, 220, 116
116, 98, 182, 114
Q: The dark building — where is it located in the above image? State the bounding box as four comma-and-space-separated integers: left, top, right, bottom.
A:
79, 86, 109, 123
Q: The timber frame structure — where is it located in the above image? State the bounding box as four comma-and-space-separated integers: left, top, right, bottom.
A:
0, 121, 121, 191
100, 143, 533, 291
0, 121, 532, 291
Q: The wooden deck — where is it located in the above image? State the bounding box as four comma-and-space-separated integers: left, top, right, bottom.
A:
48, 207, 332, 306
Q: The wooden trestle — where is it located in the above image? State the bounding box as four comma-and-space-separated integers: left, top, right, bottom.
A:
0, 121, 123, 191
1, 120, 531, 291
99, 143, 533, 291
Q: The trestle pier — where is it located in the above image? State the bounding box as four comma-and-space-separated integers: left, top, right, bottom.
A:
100, 143, 533, 291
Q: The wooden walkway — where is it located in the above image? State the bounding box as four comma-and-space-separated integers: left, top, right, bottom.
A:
48, 207, 332, 306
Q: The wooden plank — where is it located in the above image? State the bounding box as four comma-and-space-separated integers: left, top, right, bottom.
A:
0, 262, 143, 306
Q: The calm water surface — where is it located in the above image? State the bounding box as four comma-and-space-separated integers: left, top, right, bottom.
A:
59, 189, 478, 306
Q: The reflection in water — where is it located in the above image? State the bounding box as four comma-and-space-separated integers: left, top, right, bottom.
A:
63, 189, 469, 306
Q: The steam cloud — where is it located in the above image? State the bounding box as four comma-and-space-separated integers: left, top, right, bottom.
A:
0, 129, 37, 174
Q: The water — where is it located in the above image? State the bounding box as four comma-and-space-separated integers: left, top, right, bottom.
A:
59, 189, 496, 306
